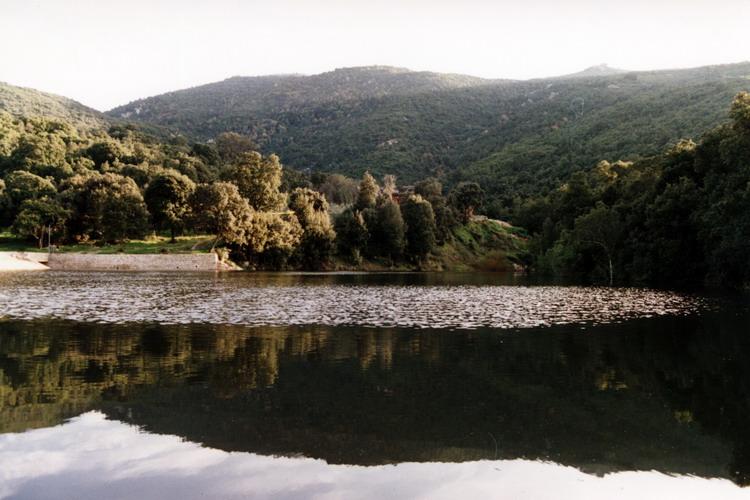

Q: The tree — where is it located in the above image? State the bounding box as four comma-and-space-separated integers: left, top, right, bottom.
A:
2, 170, 57, 219
356, 172, 379, 209
11, 197, 68, 248
9, 133, 68, 174
188, 182, 254, 248
224, 152, 286, 211
288, 188, 336, 268
371, 199, 405, 261
401, 195, 436, 262
414, 177, 443, 199
316, 173, 359, 205
414, 177, 455, 244
449, 182, 484, 223
144, 170, 196, 241
60, 172, 149, 243
85, 140, 123, 169
572, 202, 622, 285
730, 91, 750, 130
382, 174, 397, 200
215, 132, 256, 164
245, 212, 303, 265
334, 208, 369, 262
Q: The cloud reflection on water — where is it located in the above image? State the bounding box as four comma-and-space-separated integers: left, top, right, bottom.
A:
0, 412, 747, 500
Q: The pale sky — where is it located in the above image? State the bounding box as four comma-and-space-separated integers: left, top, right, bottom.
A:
2, 0, 749, 111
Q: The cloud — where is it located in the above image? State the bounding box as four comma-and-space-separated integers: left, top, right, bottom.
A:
0, 412, 747, 500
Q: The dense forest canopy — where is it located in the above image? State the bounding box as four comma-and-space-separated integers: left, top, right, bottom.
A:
0, 109, 507, 271
515, 92, 750, 288
107, 63, 750, 212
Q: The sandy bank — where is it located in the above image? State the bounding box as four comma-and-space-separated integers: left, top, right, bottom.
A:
0, 253, 50, 271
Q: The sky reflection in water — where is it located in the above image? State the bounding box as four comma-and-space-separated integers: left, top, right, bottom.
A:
1, 412, 748, 500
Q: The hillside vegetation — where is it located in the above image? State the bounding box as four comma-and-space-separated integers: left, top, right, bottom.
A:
0, 82, 106, 130
107, 63, 750, 212
515, 93, 750, 288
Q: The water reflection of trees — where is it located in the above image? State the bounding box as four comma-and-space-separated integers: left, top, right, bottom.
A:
2, 312, 750, 484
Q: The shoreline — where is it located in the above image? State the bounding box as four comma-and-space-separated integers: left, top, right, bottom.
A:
0, 252, 238, 272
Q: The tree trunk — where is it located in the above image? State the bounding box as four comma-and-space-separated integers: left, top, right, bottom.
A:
210, 236, 221, 251
608, 254, 614, 286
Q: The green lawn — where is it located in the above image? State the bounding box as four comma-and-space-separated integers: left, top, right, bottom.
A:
0, 231, 216, 254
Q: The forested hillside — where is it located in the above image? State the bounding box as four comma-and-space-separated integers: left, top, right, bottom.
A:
0, 82, 106, 130
107, 63, 750, 212
515, 93, 750, 288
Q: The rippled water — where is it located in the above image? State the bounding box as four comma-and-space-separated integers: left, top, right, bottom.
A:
0, 272, 705, 328
1, 271, 745, 499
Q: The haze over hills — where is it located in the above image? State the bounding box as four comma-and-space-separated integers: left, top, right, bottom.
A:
104, 62, 750, 205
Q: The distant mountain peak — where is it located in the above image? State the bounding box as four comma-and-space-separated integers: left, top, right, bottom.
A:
562, 64, 629, 79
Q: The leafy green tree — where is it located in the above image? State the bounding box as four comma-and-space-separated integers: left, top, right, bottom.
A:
11, 197, 68, 248
144, 170, 196, 241
60, 173, 149, 243
316, 173, 359, 205
334, 208, 369, 263
245, 212, 303, 265
215, 132, 256, 164
188, 182, 254, 249
449, 182, 484, 223
381, 174, 397, 200
356, 171, 379, 209
371, 199, 405, 261
730, 91, 750, 130
401, 195, 436, 262
289, 188, 336, 269
2, 170, 57, 219
85, 140, 123, 169
225, 152, 286, 211
414, 177, 443, 199
9, 133, 68, 174
414, 177, 455, 245
572, 202, 622, 285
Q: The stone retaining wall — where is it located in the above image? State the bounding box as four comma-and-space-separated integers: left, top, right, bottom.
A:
46, 253, 228, 271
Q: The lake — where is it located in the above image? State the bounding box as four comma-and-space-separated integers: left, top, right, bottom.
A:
1, 272, 749, 499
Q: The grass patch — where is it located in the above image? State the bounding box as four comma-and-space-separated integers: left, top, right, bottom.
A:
0, 231, 216, 254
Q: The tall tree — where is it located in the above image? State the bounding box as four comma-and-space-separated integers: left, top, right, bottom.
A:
334, 208, 369, 263
188, 182, 254, 249
572, 203, 622, 285
60, 172, 149, 243
402, 195, 437, 262
288, 187, 336, 269
11, 197, 68, 248
449, 182, 484, 223
144, 170, 196, 241
2, 170, 57, 219
356, 172, 379, 210
225, 152, 286, 211
371, 199, 405, 262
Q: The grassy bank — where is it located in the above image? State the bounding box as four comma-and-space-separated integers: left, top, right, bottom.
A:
0, 231, 215, 255
330, 218, 528, 272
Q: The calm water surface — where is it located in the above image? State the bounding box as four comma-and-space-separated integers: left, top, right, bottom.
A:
0, 271, 749, 499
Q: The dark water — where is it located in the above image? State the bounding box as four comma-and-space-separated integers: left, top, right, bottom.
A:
0, 272, 749, 499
